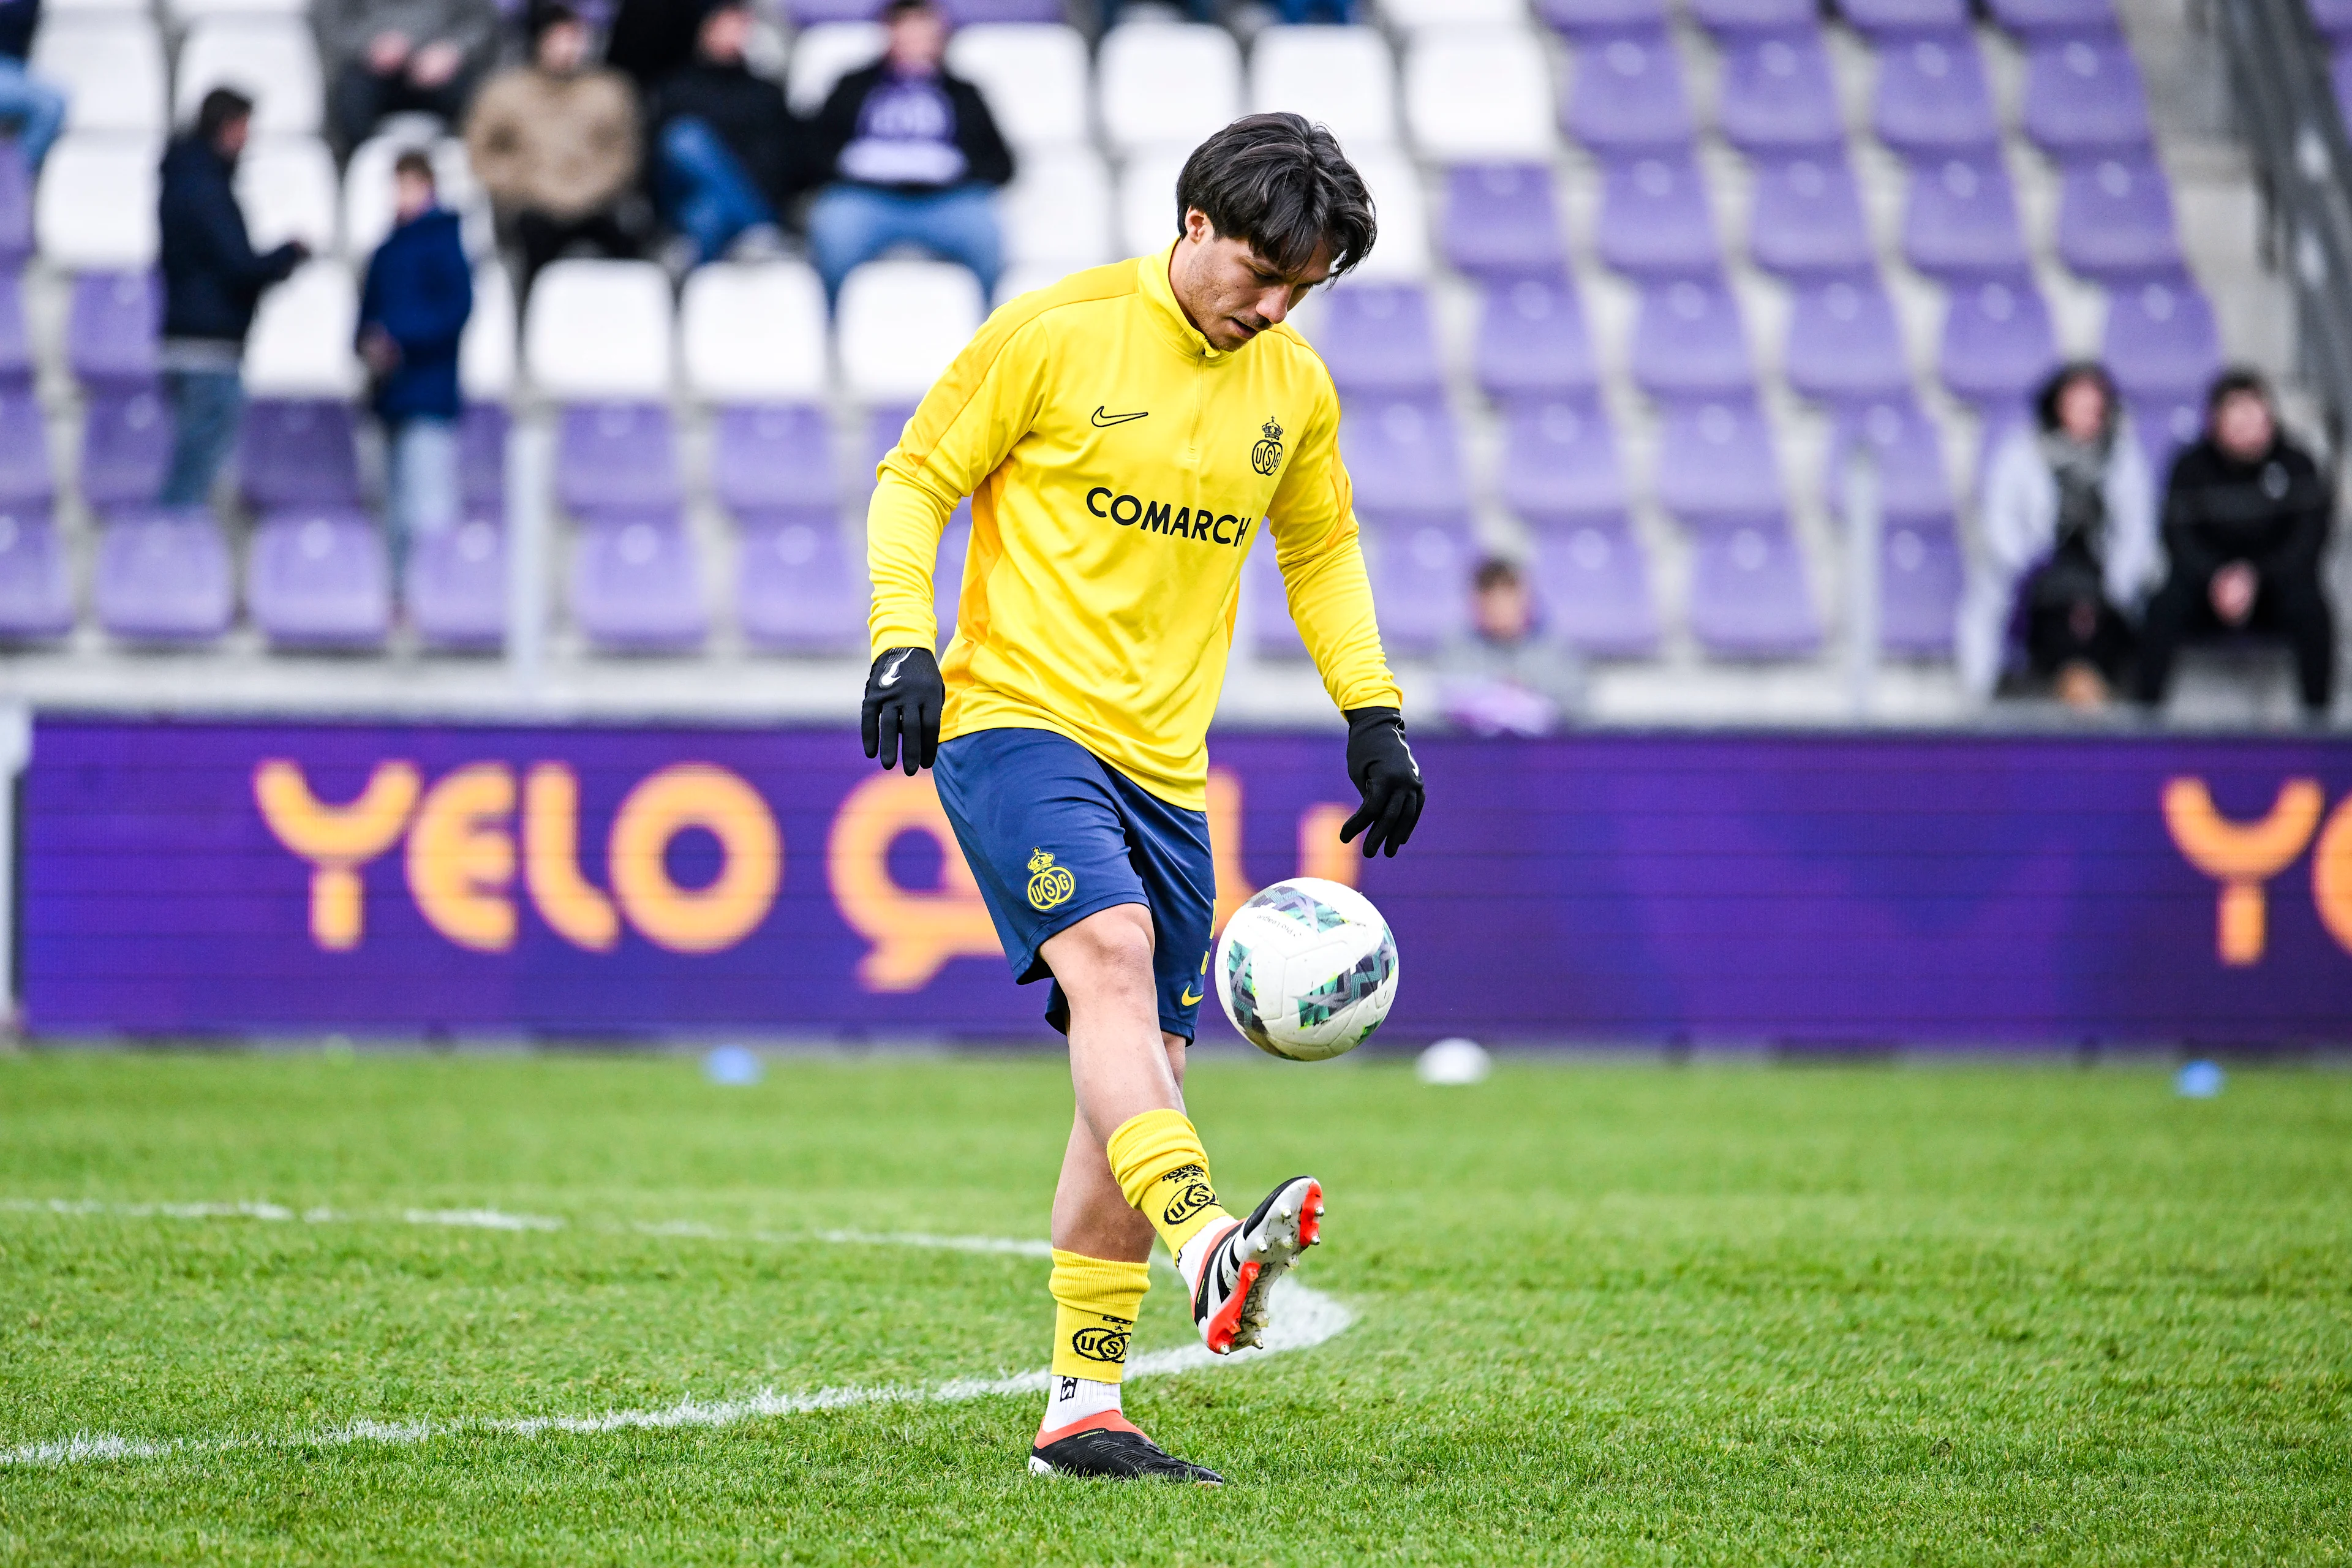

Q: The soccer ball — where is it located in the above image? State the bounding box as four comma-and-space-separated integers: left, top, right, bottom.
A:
1214, 877, 1399, 1061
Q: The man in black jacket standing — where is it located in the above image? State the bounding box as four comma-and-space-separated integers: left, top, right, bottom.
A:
649, 0, 796, 270
156, 89, 307, 508
2135, 369, 2338, 720
804, 0, 1012, 305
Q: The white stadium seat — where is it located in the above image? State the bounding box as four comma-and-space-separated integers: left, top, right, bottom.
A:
1098, 23, 1243, 154
165, 0, 309, 20
1342, 148, 1431, 281
946, 24, 1091, 149
995, 262, 1082, 306
837, 260, 984, 404
1405, 28, 1556, 162
244, 260, 361, 396
1251, 26, 1400, 149
524, 260, 675, 399
460, 263, 516, 401
680, 260, 828, 403
36, 134, 159, 268
31, 16, 167, 136
1001, 145, 1114, 270
46, 0, 150, 12
788, 23, 884, 116
342, 134, 489, 260
1382, 0, 1527, 28
235, 137, 338, 252
1117, 149, 1189, 259
176, 19, 325, 137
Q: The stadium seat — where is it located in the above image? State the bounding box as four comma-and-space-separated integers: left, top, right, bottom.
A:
66, 270, 159, 386
2054, 154, 2183, 282
1595, 153, 1721, 279
0, 505, 72, 642
1628, 276, 1755, 402
1338, 149, 1432, 281
943, 0, 1066, 23
1000, 145, 1114, 273
175, 20, 324, 137
1566, 30, 1695, 156
524, 260, 674, 399
1116, 148, 1188, 260
786, 23, 884, 115
1717, 29, 1846, 155
0, 270, 28, 385
1529, 514, 1659, 658
2102, 274, 2222, 399
1901, 156, 2030, 279
459, 402, 508, 511
1871, 30, 2000, 156
1339, 394, 1470, 522
1382, 0, 1525, 28
1251, 26, 1399, 150
1985, 0, 2117, 38
778, 0, 889, 20
737, 514, 866, 655
1497, 396, 1628, 523
1245, 545, 1306, 661
247, 507, 391, 650
1474, 274, 1600, 402
0, 145, 28, 267
1532, 0, 1668, 36
164, 0, 308, 19
239, 399, 363, 510
1747, 153, 1874, 277
459, 263, 516, 402
1827, 395, 1957, 521
680, 261, 827, 404
45, 0, 149, 13
1098, 24, 1243, 155
1405, 28, 1556, 164
1875, 516, 1962, 656
244, 260, 362, 397
571, 511, 708, 653
2129, 390, 2202, 480
1782, 275, 1911, 406
1937, 274, 2057, 413
2316, 0, 2352, 42
837, 260, 984, 404
1686, 514, 1820, 658
1443, 163, 1567, 280
1315, 283, 1443, 396
1689, 0, 1819, 33
712, 404, 837, 518
37, 136, 159, 269
946, 24, 1090, 149
31, 15, 167, 136
78, 385, 171, 507
557, 402, 683, 516
94, 506, 233, 644
2021, 37, 2151, 156
236, 137, 339, 254
1654, 396, 1783, 519
406, 517, 505, 652
1365, 516, 1475, 658
0, 386, 52, 502
1837, 0, 1969, 36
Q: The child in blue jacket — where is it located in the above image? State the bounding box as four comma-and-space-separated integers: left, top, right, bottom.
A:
358, 150, 472, 589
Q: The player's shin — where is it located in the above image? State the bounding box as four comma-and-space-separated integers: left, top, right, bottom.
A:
1104, 1108, 1233, 1262
1039, 1250, 1150, 1440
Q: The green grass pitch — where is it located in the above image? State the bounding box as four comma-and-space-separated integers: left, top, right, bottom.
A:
0, 1050, 2346, 1566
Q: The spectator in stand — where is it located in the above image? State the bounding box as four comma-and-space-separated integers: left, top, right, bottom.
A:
358, 150, 472, 589
649, 0, 795, 272
156, 89, 309, 508
466, 4, 643, 295
605, 0, 704, 94
1962, 363, 2158, 710
2135, 370, 2338, 720
1099, 0, 1351, 25
0, 0, 66, 171
805, 0, 1012, 304
320, 0, 498, 155
1438, 558, 1585, 736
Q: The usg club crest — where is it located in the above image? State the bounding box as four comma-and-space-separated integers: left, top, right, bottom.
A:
1251, 416, 1285, 476
1026, 847, 1076, 910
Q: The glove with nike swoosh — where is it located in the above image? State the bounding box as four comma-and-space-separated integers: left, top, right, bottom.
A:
1338, 706, 1424, 858
861, 646, 946, 775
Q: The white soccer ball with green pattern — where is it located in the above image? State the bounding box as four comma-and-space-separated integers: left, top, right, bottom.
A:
1214, 877, 1399, 1061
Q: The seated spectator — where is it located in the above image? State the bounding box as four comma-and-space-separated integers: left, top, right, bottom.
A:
157, 89, 309, 508
1438, 558, 1585, 736
805, 0, 1012, 304
650, 0, 795, 272
1961, 363, 2158, 710
466, 4, 643, 296
2135, 370, 2337, 720
320, 0, 497, 155
0, 0, 66, 171
358, 150, 472, 589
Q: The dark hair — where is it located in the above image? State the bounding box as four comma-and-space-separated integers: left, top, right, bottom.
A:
2206, 366, 2273, 417
529, 2, 581, 41
195, 87, 254, 144
392, 149, 435, 184
2033, 360, 2117, 436
879, 0, 938, 18
1472, 557, 1523, 594
1174, 113, 1377, 281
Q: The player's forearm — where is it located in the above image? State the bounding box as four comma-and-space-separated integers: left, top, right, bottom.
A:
866, 471, 954, 658
1281, 537, 1404, 715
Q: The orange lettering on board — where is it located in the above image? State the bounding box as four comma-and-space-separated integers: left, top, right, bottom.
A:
2161, 777, 2324, 966
406, 763, 518, 952
2310, 795, 2352, 958
252, 759, 421, 951
827, 771, 1001, 991
1208, 768, 1360, 935
525, 763, 620, 951
608, 765, 782, 954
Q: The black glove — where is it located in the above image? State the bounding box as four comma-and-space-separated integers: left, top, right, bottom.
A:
1338, 706, 1423, 858
861, 646, 946, 774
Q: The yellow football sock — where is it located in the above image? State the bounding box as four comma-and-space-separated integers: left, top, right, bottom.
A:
1049, 1249, 1151, 1382
1105, 1108, 1232, 1259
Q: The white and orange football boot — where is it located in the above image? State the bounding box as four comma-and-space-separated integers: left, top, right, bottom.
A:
1177, 1175, 1323, 1355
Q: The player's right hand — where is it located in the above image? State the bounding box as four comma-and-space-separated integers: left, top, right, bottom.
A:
861, 646, 946, 775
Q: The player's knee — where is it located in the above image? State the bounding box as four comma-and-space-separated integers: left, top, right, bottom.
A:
1050, 906, 1156, 993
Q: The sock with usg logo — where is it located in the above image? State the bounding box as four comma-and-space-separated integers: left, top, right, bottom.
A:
1104, 1109, 1232, 1261
1041, 1250, 1150, 1439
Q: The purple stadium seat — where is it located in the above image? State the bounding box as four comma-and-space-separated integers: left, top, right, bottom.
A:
1690, 0, 1818, 33
1498, 397, 1629, 524
80, 385, 172, 508
1596, 153, 1721, 279
1877, 516, 1961, 655
2318, 0, 2352, 41
2055, 154, 2182, 282
2130, 391, 2203, 481
1986, 0, 2117, 37
460, 402, 508, 510
1687, 514, 1820, 658
1655, 396, 1784, 521
1247, 548, 1306, 661
1828, 396, 1955, 521
1838, 0, 1967, 35
248, 508, 391, 649
1318, 284, 1444, 396
1939, 274, 2057, 414
712, 402, 836, 516
239, 399, 363, 510
935, 516, 968, 645
1443, 164, 1568, 281
0, 505, 70, 641
406, 516, 505, 651
1534, 0, 1667, 36
738, 513, 865, 655
1784, 276, 1910, 407
2103, 274, 2222, 399
557, 401, 681, 517
1718, 30, 1845, 154
1902, 156, 2030, 279
0, 385, 51, 502
1341, 395, 1471, 522
68, 271, 160, 388
1529, 514, 1659, 657
0, 144, 29, 268
2022, 37, 2151, 156
1629, 276, 1755, 402
941, 0, 1062, 18
1367, 516, 1475, 656
779, 0, 886, 18
95, 506, 233, 644
1872, 30, 2000, 155
1748, 154, 1874, 277
1474, 276, 1599, 403
1565, 31, 1695, 156
2335, 44, 2352, 127
0, 270, 29, 385
572, 511, 707, 652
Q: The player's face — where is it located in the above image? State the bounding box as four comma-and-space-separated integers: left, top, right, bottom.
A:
1170, 209, 1333, 353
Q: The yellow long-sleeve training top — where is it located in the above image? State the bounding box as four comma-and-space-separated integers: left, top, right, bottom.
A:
866, 246, 1403, 812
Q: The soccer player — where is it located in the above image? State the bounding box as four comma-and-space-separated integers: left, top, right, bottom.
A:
859, 113, 1425, 1484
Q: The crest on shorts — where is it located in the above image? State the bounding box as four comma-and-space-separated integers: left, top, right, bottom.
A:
1251, 417, 1285, 477
1026, 848, 1076, 911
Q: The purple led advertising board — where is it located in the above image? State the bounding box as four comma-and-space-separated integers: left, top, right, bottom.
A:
18, 717, 2352, 1043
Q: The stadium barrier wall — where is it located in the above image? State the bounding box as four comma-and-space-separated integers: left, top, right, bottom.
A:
16, 715, 2352, 1045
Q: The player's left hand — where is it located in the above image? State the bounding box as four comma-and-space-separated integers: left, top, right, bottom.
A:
862, 646, 946, 775
1338, 707, 1423, 858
